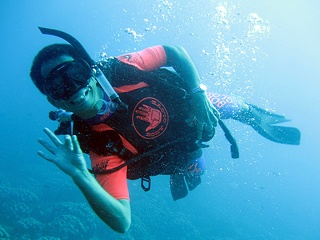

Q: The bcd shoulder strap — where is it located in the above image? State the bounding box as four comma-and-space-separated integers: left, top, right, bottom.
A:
73, 117, 134, 160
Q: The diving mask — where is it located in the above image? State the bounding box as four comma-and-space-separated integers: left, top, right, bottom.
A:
43, 59, 92, 100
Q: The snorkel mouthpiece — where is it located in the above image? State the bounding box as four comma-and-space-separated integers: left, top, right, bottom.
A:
38, 27, 127, 112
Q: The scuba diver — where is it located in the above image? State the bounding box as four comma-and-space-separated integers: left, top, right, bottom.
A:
30, 27, 300, 233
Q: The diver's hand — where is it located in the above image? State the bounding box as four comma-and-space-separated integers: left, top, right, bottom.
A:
187, 92, 220, 141
37, 128, 87, 177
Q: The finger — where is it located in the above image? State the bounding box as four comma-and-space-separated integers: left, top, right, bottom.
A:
208, 112, 218, 128
64, 135, 73, 150
207, 107, 219, 127
197, 122, 203, 140
205, 111, 214, 129
136, 116, 149, 121
212, 107, 221, 120
43, 128, 62, 146
135, 110, 148, 117
38, 139, 56, 154
206, 100, 219, 127
185, 115, 196, 124
203, 121, 213, 132
72, 135, 82, 154
37, 151, 54, 162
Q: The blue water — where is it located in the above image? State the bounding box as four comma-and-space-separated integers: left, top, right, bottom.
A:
1, 0, 320, 239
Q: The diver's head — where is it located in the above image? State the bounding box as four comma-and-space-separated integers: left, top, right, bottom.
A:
30, 44, 104, 118
31, 44, 82, 94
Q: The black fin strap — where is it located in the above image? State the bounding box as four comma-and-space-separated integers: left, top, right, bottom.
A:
218, 120, 240, 159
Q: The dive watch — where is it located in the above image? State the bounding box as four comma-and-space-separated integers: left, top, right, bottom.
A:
191, 83, 207, 94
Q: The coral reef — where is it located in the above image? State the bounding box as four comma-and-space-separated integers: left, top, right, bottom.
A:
0, 178, 98, 239
41, 202, 97, 239
0, 225, 10, 239
0, 186, 39, 224
45, 215, 88, 240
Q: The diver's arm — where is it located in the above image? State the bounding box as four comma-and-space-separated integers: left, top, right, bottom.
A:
163, 45, 202, 90
72, 169, 131, 233
38, 128, 131, 233
163, 45, 219, 140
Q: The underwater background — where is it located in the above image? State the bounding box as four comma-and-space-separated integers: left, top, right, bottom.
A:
1, 0, 320, 239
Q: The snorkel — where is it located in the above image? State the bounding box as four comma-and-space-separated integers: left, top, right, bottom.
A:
38, 27, 127, 112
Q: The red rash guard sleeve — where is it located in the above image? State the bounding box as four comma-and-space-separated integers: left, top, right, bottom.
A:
89, 124, 130, 200
117, 45, 167, 71
90, 153, 129, 200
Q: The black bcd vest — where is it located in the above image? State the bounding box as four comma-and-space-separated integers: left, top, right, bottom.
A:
74, 59, 213, 179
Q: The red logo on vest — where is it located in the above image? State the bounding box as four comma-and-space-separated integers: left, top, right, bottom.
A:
132, 97, 169, 139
